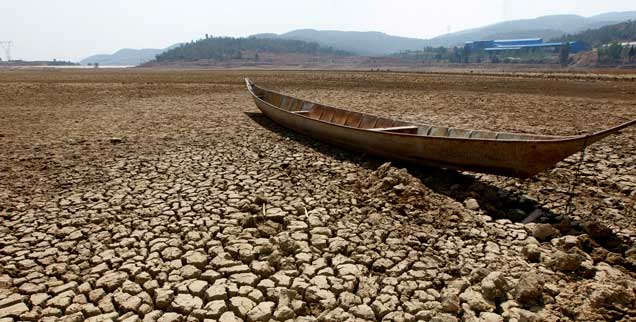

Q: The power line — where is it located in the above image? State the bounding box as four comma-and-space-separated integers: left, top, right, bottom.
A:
502, 0, 510, 21
0, 41, 12, 61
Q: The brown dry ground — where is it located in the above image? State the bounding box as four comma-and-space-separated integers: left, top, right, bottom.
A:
0, 69, 635, 322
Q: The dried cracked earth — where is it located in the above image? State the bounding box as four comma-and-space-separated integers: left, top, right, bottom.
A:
0, 69, 635, 322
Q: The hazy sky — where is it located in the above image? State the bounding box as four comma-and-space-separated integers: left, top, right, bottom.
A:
1, 0, 635, 61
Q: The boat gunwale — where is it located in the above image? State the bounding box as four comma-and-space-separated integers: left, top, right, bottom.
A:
245, 78, 635, 144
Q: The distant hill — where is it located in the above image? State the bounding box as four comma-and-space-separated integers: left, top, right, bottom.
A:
251, 11, 636, 55
553, 20, 636, 48
105, 10, 636, 66
426, 11, 636, 47
589, 11, 636, 22
154, 36, 351, 62
253, 30, 428, 56
81, 45, 178, 66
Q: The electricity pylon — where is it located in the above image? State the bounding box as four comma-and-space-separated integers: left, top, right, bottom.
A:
0, 41, 12, 61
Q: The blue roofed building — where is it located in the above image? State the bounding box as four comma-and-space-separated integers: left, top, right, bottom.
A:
491, 38, 543, 47
465, 38, 584, 53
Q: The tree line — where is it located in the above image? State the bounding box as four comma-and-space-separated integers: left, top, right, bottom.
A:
391, 46, 566, 65
553, 20, 636, 65
553, 20, 636, 49
596, 43, 636, 65
391, 47, 466, 63
155, 36, 352, 62
393, 20, 636, 66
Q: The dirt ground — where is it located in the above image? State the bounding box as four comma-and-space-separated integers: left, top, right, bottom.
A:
0, 69, 635, 322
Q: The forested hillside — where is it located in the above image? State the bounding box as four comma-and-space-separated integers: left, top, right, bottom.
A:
253, 29, 429, 56
155, 36, 351, 62
426, 12, 636, 47
553, 20, 636, 48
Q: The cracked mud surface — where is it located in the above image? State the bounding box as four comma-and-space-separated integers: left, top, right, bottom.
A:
0, 69, 635, 322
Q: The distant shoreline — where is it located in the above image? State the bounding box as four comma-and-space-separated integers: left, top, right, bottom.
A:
0, 65, 134, 69
2, 64, 635, 81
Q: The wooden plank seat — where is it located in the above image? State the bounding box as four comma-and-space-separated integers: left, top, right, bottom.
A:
370, 125, 418, 132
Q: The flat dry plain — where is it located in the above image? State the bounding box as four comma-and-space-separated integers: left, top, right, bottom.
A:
0, 69, 635, 322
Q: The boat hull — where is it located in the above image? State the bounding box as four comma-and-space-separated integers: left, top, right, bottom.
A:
246, 79, 634, 178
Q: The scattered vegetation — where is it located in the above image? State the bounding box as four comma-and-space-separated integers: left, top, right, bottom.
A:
596, 43, 636, 65
553, 20, 636, 49
392, 46, 566, 65
391, 47, 466, 63
0, 59, 78, 66
554, 20, 636, 65
47, 59, 79, 66
393, 21, 636, 66
155, 36, 352, 62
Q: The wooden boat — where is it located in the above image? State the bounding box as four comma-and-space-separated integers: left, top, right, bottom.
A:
245, 78, 635, 178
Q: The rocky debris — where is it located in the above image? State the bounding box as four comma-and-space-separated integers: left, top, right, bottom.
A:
230, 273, 259, 287
19, 282, 46, 294
0, 301, 28, 318
204, 300, 228, 318
589, 281, 636, 311
440, 287, 461, 314
544, 250, 584, 271
514, 273, 543, 307
183, 251, 208, 269
229, 297, 256, 318
205, 285, 227, 301
116, 293, 142, 312
430, 313, 458, 322
155, 289, 174, 309
246, 301, 275, 321
552, 235, 580, 250
350, 304, 376, 320
161, 247, 183, 261
170, 294, 203, 314
157, 312, 183, 322
480, 312, 504, 322
532, 223, 560, 242
219, 311, 243, 322
582, 220, 631, 257
501, 307, 538, 322
522, 244, 542, 262
460, 288, 496, 313
96, 272, 128, 291
480, 271, 509, 302
464, 198, 480, 211
187, 280, 208, 296
1, 71, 635, 322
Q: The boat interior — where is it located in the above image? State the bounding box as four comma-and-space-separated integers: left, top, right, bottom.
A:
249, 83, 566, 141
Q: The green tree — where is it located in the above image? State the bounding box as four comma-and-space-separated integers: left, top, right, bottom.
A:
451, 47, 462, 63
607, 43, 623, 64
598, 43, 624, 65
559, 43, 570, 67
462, 45, 471, 63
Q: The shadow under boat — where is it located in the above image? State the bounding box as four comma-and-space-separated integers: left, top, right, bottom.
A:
245, 111, 557, 223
